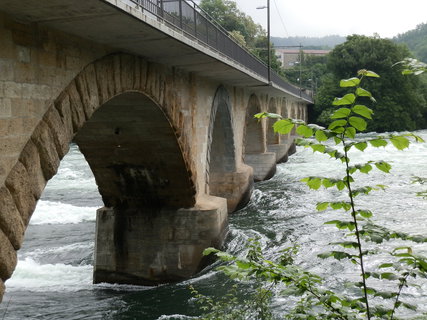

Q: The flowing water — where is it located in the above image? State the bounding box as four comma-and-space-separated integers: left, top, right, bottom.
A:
1, 130, 427, 319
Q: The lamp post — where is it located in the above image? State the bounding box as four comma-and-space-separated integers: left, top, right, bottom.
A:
256, 0, 271, 85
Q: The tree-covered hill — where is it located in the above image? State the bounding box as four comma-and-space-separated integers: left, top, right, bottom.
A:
394, 23, 427, 62
271, 35, 346, 49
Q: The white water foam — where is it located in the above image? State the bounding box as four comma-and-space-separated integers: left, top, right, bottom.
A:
6, 258, 93, 292
30, 200, 97, 225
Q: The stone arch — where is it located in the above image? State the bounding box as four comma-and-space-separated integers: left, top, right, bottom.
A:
205, 86, 251, 212
206, 86, 236, 192
74, 91, 195, 209
244, 94, 265, 154
0, 53, 198, 290
282, 98, 289, 119
243, 94, 276, 181
266, 98, 279, 145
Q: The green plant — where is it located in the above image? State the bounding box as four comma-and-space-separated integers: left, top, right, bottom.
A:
412, 176, 427, 199
398, 58, 427, 75
195, 70, 427, 319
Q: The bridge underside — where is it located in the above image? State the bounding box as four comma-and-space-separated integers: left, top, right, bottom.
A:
0, 0, 312, 298
74, 92, 228, 284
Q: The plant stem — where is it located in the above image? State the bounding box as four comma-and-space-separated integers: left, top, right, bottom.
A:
390, 272, 410, 320
342, 139, 371, 319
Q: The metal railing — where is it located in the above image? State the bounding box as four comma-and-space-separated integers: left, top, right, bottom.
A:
130, 0, 312, 101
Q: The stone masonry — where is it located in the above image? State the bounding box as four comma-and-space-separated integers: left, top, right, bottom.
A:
0, 5, 310, 301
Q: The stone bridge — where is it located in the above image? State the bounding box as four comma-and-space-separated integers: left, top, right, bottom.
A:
0, 0, 311, 299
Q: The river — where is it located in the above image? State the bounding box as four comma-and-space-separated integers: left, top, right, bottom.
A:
1, 130, 426, 319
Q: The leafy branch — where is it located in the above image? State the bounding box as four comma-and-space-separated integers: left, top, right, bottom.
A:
194, 69, 426, 319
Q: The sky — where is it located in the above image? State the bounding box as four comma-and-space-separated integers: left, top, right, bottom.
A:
228, 0, 427, 38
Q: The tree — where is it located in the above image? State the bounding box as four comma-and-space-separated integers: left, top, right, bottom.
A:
199, 0, 283, 75
283, 53, 328, 96
314, 35, 427, 132
394, 23, 427, 63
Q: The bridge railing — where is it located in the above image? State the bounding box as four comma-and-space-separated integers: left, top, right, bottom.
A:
131, 0, 312, 101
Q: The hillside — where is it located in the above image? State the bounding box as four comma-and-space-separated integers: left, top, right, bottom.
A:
271, 35, 346, 49
394, 23, 427, 62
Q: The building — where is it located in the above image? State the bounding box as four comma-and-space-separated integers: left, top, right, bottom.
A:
275, 49, 330, 69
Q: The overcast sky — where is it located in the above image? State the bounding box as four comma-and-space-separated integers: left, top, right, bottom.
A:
227, 0, 427, 38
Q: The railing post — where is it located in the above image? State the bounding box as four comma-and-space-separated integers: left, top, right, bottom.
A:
193, 3, 197, 37
179, 0, 183, 29
159, 0, 163, 18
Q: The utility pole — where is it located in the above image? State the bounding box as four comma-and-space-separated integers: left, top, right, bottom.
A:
257, 0, 271, 85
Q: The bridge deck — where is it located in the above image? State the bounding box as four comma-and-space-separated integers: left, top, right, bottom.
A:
0, 0, 312, 101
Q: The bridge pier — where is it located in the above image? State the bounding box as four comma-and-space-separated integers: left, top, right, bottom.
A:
93, 196, 227, 285
244, 152, 277, 182
209, 164, 253, 212
268, 143, 290, 163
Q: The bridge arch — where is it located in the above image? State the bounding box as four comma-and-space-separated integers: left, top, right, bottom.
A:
266, 98, 279, 145
244, 94, 265, 154
206, 86, 236, 186
8, 53, 196, 223
1, 53, 230, 290
243, 94, 276, 181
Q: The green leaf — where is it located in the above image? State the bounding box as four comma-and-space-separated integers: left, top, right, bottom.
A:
331, 108, 351, 119
318, 251, 353, 260
318, 252, 333, 259
336, 180, 346, 190
352, 105, 373, 119
333, 94, 356, 106
296, 125, 314, 138
345, 127, 356, 139
378, 263, 393, 269
379, 272, 399, 280
357, 210, 373, 218
358, 69, 380, 78
316, 202, 329, 211
215, 251, 235, 261
369, 139, 387, 147
329, 202, 351, 211
258, 112, 282, 119
360, 163, 372, 173
340, 77, 360, 87
315, 130, 328, 142
311, 144, 326, 153
325, 220, 356, 231
354, 142, 368, 151
348, 116, 367, 131
390, 136, 410, 150
365, 70, 380, 77
375, 291, 397, 299
322, 178, 336, 188
375, 161, 392, 173
333, 136, 342, 145
328, 119, 347, 130
203, 247, 219, 256
307, 177, 322, 190
254, 112, 268, 119
235, 260, 252, 269
402, 302, 417, 311
356, 87, 372, 98
273, 119, 294, 134
331, 241, 359, 249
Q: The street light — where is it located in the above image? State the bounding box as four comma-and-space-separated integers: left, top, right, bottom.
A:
256, 0, 271, 85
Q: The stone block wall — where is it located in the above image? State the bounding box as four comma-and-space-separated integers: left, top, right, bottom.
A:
0, 10, 310, 301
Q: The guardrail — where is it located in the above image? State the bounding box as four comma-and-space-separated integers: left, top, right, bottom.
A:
131, 0, 312, 102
